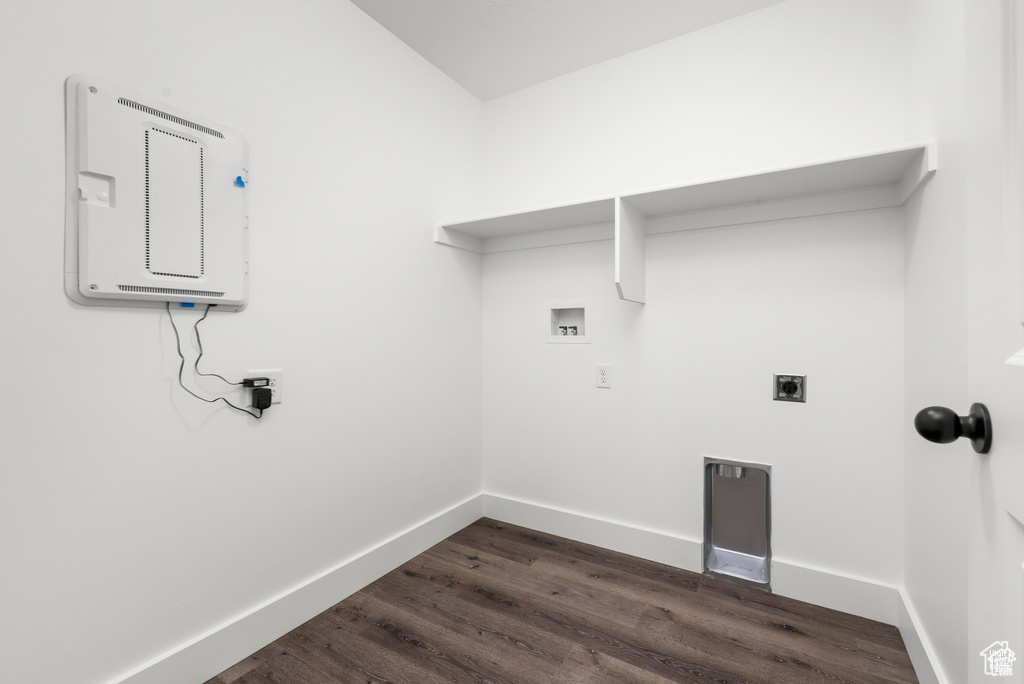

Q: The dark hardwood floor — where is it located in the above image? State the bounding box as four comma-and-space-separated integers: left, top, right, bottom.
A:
205, 518, 918, 684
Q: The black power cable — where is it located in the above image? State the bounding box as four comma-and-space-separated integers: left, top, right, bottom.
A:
166, 302, 262, 419
194, 304, 243, 386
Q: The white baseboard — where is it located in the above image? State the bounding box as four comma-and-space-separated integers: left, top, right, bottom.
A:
481, 492, 703, 571
897, 587, 951, 684
482, 492, 942, 683
770, 559, 900, 625
483, 492, 899, 620
110, 494, 484, 684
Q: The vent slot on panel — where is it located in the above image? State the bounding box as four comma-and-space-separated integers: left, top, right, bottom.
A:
118, 285, 224, 297
118, 98, 224, 138
145, 128, 204, 279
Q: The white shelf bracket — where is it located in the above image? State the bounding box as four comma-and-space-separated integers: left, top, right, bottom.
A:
434, 225, 484, 253
615, 197, 646, 304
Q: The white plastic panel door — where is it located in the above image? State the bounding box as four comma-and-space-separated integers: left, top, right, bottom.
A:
965, 2, 1024, 680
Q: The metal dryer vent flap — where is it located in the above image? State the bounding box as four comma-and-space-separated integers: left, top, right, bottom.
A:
703, 457, 772, 590
64, 75, 249, 310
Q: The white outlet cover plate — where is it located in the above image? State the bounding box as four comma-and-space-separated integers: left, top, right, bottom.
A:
248, 369, 283, 405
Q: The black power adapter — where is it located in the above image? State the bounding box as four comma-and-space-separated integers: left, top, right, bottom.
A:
252, 387, 273, 410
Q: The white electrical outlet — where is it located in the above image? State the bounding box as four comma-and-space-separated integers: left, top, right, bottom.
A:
248, 369, 283, 405
596, 363, 611, 389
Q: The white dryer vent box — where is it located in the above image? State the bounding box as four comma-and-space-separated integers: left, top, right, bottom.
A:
64, 75, 249, 310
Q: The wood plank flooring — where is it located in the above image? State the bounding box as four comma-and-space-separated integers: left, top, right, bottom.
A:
205, 518, 918, 684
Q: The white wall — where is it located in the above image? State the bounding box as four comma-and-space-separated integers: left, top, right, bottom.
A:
483, 211, 906, 581
0, 2, 483, 683
480, 0, 909, 587
902, 0, 971, 680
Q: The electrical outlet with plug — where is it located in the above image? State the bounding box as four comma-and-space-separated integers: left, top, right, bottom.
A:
247, 369, 283, 405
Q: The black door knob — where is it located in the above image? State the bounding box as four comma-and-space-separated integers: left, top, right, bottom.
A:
914, 403, 992, 454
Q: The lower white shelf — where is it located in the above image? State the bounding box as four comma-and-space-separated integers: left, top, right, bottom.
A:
435, 198, 614, 254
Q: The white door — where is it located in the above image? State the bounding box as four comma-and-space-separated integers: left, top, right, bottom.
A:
965, 2, 1024, 680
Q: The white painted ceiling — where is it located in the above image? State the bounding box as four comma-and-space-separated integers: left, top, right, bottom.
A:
349, 0, 786, 101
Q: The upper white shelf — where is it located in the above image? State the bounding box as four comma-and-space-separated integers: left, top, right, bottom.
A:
436, 142, 936, 304
436, 141, 935, 255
